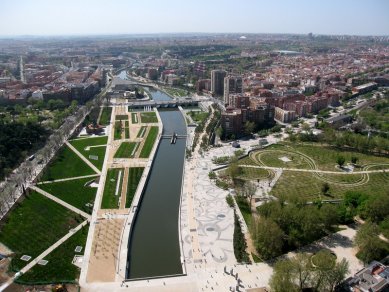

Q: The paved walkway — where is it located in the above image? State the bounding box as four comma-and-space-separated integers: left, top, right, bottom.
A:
287, 225, 363, 277
0, 220, 88, 292
65, 141, 102, 174
30, 186, 91, 220
37, 174, 100, 185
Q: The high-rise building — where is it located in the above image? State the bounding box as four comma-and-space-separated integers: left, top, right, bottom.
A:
221, 97, 275, 137
211, 70, 226, 97
224, 75, 243, 104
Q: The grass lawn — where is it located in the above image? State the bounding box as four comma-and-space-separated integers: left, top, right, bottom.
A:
115, 115, 128, 121
238, 156, 258, 166
101, 168, 124, 209
163, 87, 187, 97
139, 126, 158, 158
126, 168, 144, 208
243, 143, 389, 201
188, 110, 208, 123
40, 145, 96, 181
0, 191, 80, 272
140, 112, 158, 123
39, 177, 98, 214
270, 171, 389, 201
137, 126, 147, 138
131, 113, 138, 124
114, 142, 138, 158
99, 107, 112, 126
238, 167, 272, 180
17, 224, 88, 284
249, 143, 389, 172
256, 143, 389, 172
114, 121, 123, 140
69, 136, 108, 170
124, 121, 130, 139
255, 150, 313, 169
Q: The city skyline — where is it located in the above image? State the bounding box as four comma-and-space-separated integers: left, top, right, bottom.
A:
1, 0, 389, 36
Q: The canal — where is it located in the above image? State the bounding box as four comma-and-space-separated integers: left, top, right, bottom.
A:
118, 72, 186, 279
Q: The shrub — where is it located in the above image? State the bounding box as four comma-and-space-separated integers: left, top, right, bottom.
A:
208, 171, 216, 179
226, 194, 234, 208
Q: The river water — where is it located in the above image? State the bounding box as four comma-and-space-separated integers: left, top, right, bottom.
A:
118, 72, 186, 279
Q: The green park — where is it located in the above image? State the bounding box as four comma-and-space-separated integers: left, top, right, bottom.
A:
139, 126, 158, 158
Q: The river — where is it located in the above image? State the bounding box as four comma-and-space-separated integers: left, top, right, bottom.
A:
118, 71, 186, 279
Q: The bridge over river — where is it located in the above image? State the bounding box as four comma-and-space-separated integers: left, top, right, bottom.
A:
126, 98, 199, 109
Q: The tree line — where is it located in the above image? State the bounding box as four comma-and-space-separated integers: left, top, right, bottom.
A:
0, 121, 49, 180
291, 125, 389, 154
0, 90, 106, 219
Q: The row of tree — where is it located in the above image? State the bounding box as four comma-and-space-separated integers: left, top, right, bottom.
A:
291, 126, 389, 154
0, 91, 106, 219
233, 212, 250, 263
0, 121, 49, 180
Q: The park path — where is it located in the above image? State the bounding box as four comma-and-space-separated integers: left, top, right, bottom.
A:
96, 105, 103, 125
86, 144, 107, 149
0, 220, 88, 292
185, 106, 216, 265
119, 168, 129, 209
69, 135, 107, 142
65, 141, 102, 174
37, 174, 100, 185
239, 164, 389, 174
30, 186, 91, 220
135, 126, 150, 158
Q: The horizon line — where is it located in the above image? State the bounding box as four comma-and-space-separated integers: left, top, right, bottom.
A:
0, 31, 389, 39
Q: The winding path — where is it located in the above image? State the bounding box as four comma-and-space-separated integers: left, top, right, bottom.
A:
246, 148, 389, 189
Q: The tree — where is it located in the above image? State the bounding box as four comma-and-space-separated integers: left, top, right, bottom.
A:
251, 218, 284, 260
336, 155, 346, 168
321, 182, 330, 196
324, 258, 349, 292
227, 157, 241, 182
292, 253, 313, 291
233, 212, 250, 263
244, 121, 255, 136
320, 204, 339, 231
360, 193, 389, 223
355, 221, 387, 264
243, 181, 256, 208
351, 156, 358, 165
270, 251, 349, 292
300, 208, 324, 245
215, 126, 223, 139
311, 250, 336, 291
301, 122, 311, 134
270, 258, 299, 292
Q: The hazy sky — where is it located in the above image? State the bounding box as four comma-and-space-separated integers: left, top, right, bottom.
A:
0, 0, 388, 36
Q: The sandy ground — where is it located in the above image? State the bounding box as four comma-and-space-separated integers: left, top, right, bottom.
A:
86, 218, 124, 283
